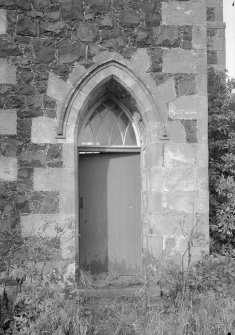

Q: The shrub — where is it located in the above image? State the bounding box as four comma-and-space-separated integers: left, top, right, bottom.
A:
208, 67, 235, 255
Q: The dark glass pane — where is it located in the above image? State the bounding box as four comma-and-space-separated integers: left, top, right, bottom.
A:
102, 111, 116, 133
89, 111, 97, 121
95, 122, 109, 145
124, 124, 137, 145
96, 103, 106, 114
118, 113, 129, 139
104, 99, 121, 118
110, 122, 123, 145
79, 124, 94, 145
90, 113, 102, 138
103, 99, 114, 109
99, 104, 109, 120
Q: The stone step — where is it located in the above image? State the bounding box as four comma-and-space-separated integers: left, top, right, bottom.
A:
78, 284, 161, 306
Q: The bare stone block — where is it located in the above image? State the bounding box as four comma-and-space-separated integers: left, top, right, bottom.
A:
153, 25, 181, 48
162, 191, 196, 213
162, 2, 206, 25
196, 143, 208, 167
180, 120, 197, 143
88, 0, 111, 14
0, 59, 16, 84
195, 50, 208, 74
164, 143, 196, 167
101, 14, 113, 28
195, 190, 209, 213
144, 143, 163, 168
33, 39, 55, 64
149, 213, 209, 248
147, 191, 163, 213
163, 234, 188, 259
162, 49, 196, 73
175, 74, 197, 97
31, 116, 57, 144
119, 9, 140, 28
67, 63, 87, 87
193, 24, 207, 50
207, 28, 225, 51
16, 15, 37, 36
147, 235, 163, 258
149, 213, 187, 236
34, 168, 74, 191
165, 120, 186, 143
59, 0, 83, 20
197, 167, 208, 191
47, 72, 71, 103
155, 77, 177, 120
216, 49, 226, 67
150, 167, 197, 192
60, 230, 75, 259
206, 0, 223, 21
0, 109, 17, 135
196, 74, 207, 96
169, 95, 207, 120
0, 156, 17, 181
0, 9, 7, 34
60, 191, 76, 214
77, 22, 98, 43
207, 7, 215, 22
20, 214, 74, 237
162, 189, 209, 214
40, 20, 66, 35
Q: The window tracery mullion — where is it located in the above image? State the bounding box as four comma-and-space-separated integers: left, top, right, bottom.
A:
123, 122, 131, 146
78, 98, 138, 147
110, 114, 123, 146
88, 120, 96, 145
94, 113, 109, 145
102, 111, 114, 146
88, 123, 95, 145
116, 113, 126, 146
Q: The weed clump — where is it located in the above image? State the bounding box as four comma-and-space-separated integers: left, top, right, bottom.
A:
1, 254, 235, 334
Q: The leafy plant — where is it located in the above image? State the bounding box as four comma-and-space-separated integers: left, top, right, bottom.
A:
0, 218, 75, 288
208, 67, 235, 255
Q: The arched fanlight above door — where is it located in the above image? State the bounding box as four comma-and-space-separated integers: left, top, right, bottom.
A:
78, 96, 140, 151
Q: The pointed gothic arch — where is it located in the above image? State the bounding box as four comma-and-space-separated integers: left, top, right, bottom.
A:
78, 93, 141, 150
57, 60, 167, 141
58, 59, 169, 277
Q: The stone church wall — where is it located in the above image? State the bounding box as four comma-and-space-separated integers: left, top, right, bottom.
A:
0, 0, 224, 277
206, 0, 225, 71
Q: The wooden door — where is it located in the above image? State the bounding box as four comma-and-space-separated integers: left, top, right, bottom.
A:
79, 152, 141, 274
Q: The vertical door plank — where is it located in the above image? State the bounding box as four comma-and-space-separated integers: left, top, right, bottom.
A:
79, 153, 141, 274
79, 154, 109, 273
107, 153, 141, 274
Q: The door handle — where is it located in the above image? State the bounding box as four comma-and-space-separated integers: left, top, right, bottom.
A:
80, 196, 84, 209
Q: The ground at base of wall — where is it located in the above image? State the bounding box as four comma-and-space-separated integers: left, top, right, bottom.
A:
1, 282, 235, 335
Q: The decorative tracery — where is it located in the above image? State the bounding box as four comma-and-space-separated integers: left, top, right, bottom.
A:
78, 99, 137, 147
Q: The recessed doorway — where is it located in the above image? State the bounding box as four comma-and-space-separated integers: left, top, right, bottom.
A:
78, 97, 142, 275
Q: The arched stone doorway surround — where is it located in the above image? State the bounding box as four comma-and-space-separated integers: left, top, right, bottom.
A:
57, 59, 167, 140
54, 54, 169, 279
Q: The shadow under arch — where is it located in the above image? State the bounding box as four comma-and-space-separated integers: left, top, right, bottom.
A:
57, 59, 168, 141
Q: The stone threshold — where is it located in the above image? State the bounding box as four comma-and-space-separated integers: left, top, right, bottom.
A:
77, 284, 162, 309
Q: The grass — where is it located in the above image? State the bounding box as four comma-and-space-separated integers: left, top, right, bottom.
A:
3, 255, 235, 334
144, 292, 235, 335
9, 284, 235, 335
